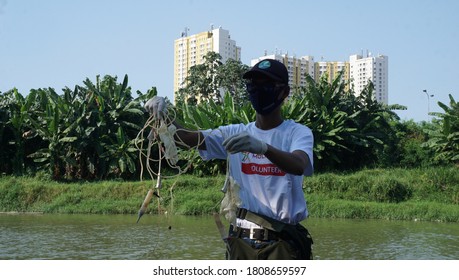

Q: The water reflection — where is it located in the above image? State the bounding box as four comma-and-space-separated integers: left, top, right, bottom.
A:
305, 218, 459, 260
0, 214, 225, 260
0, 214, 458, 260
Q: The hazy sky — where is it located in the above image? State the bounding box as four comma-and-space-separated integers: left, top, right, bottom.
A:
1, 0, 458, 122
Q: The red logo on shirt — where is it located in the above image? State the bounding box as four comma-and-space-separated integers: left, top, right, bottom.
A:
241, 163, 286, 176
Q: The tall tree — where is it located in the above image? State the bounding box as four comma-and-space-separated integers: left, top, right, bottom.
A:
177, 52, 222, 104
217, 58, 250, 106
175, 52, 249, 106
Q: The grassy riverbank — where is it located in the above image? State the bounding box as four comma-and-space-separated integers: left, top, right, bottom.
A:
1, 166, 458, 222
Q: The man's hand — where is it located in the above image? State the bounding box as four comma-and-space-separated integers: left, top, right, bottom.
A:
144, 96, 167, 119
222, 131, 268, 155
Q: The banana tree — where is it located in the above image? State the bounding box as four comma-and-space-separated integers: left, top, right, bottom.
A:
287, 74, 357, 170
0, 89, 36, 175
27, 88, 78, 179
343, 82, 405, 169
424, 94, 459, 164
100, 126, 138, 177
80, 74, 144, 179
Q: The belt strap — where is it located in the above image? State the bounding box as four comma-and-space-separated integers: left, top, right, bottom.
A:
240, 227, 278, 241
230, 225, 278, 241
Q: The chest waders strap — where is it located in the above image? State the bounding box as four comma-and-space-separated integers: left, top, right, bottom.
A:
213, 212, 228, 240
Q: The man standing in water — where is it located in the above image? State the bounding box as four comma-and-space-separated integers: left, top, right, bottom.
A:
146, 59, 314, 259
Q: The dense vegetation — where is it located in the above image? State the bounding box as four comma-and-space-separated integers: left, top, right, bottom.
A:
1, 52, 458, 181
1, 75, 154, 180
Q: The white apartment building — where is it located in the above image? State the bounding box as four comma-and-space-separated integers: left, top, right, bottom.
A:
173, 26, 241, 99
350, 53, 388, 104
250, 54, 315, 90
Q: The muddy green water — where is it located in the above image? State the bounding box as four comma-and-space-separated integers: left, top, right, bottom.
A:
1, 214, 458, 260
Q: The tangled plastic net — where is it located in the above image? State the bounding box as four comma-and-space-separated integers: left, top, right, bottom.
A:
134, 105, 241, 235
134, 107, 205, 222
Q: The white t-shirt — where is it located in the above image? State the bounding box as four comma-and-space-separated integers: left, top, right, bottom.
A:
199, 120, 314, 225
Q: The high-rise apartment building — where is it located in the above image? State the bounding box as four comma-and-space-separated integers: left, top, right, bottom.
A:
349, 53, 388, 104
173, 27, 241, 101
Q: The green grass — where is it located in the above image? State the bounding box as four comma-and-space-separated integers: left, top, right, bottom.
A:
1, 166, 458, 222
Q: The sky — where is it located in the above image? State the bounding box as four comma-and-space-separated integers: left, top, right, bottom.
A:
1, 0, 458, 122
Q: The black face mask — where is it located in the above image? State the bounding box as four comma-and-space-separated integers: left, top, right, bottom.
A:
246, 82, 286, 115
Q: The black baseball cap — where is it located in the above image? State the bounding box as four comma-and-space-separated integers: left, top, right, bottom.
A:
243, 59, 288, 84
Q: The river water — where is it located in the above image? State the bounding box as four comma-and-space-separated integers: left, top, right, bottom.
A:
0, 214, 458, 260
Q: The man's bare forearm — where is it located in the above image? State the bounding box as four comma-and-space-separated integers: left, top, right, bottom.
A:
264, 145, 309, 175
173, 121, 206, 150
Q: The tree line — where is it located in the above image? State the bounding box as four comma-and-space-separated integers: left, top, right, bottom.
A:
1, 54, 457, 180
